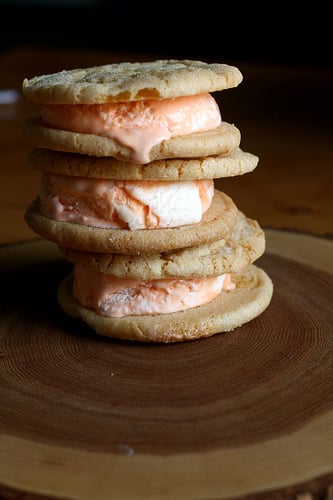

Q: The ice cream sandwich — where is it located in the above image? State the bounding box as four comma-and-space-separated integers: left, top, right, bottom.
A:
24, 130, 258, 253
57, 211, 272, 342
22, 59, 243, 164
22, 58, 273, 343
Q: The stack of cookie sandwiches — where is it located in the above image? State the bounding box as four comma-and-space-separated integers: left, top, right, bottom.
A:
22, 59, 273, 342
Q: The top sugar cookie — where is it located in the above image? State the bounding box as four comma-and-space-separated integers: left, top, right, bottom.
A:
22, 59, 243, 104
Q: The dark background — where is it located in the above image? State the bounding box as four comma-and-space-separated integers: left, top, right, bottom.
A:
0, 0, 331, 67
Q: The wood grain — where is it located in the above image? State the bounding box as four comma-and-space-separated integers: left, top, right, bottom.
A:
0, 230, 333, 499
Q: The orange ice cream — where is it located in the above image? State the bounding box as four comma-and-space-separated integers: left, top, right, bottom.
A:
39, 173, 214, 230
42, 93, 221, 163
73, 263, 236, 317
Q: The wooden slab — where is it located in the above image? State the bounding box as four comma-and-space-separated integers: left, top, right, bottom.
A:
0, 230, 333, 499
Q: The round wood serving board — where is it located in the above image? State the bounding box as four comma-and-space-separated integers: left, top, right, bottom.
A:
0, 230, 333, 500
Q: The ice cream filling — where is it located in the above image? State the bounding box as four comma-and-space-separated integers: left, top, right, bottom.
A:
42, 93, 221, 163
39, 173, 214, 230
73, 263, 236, 317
